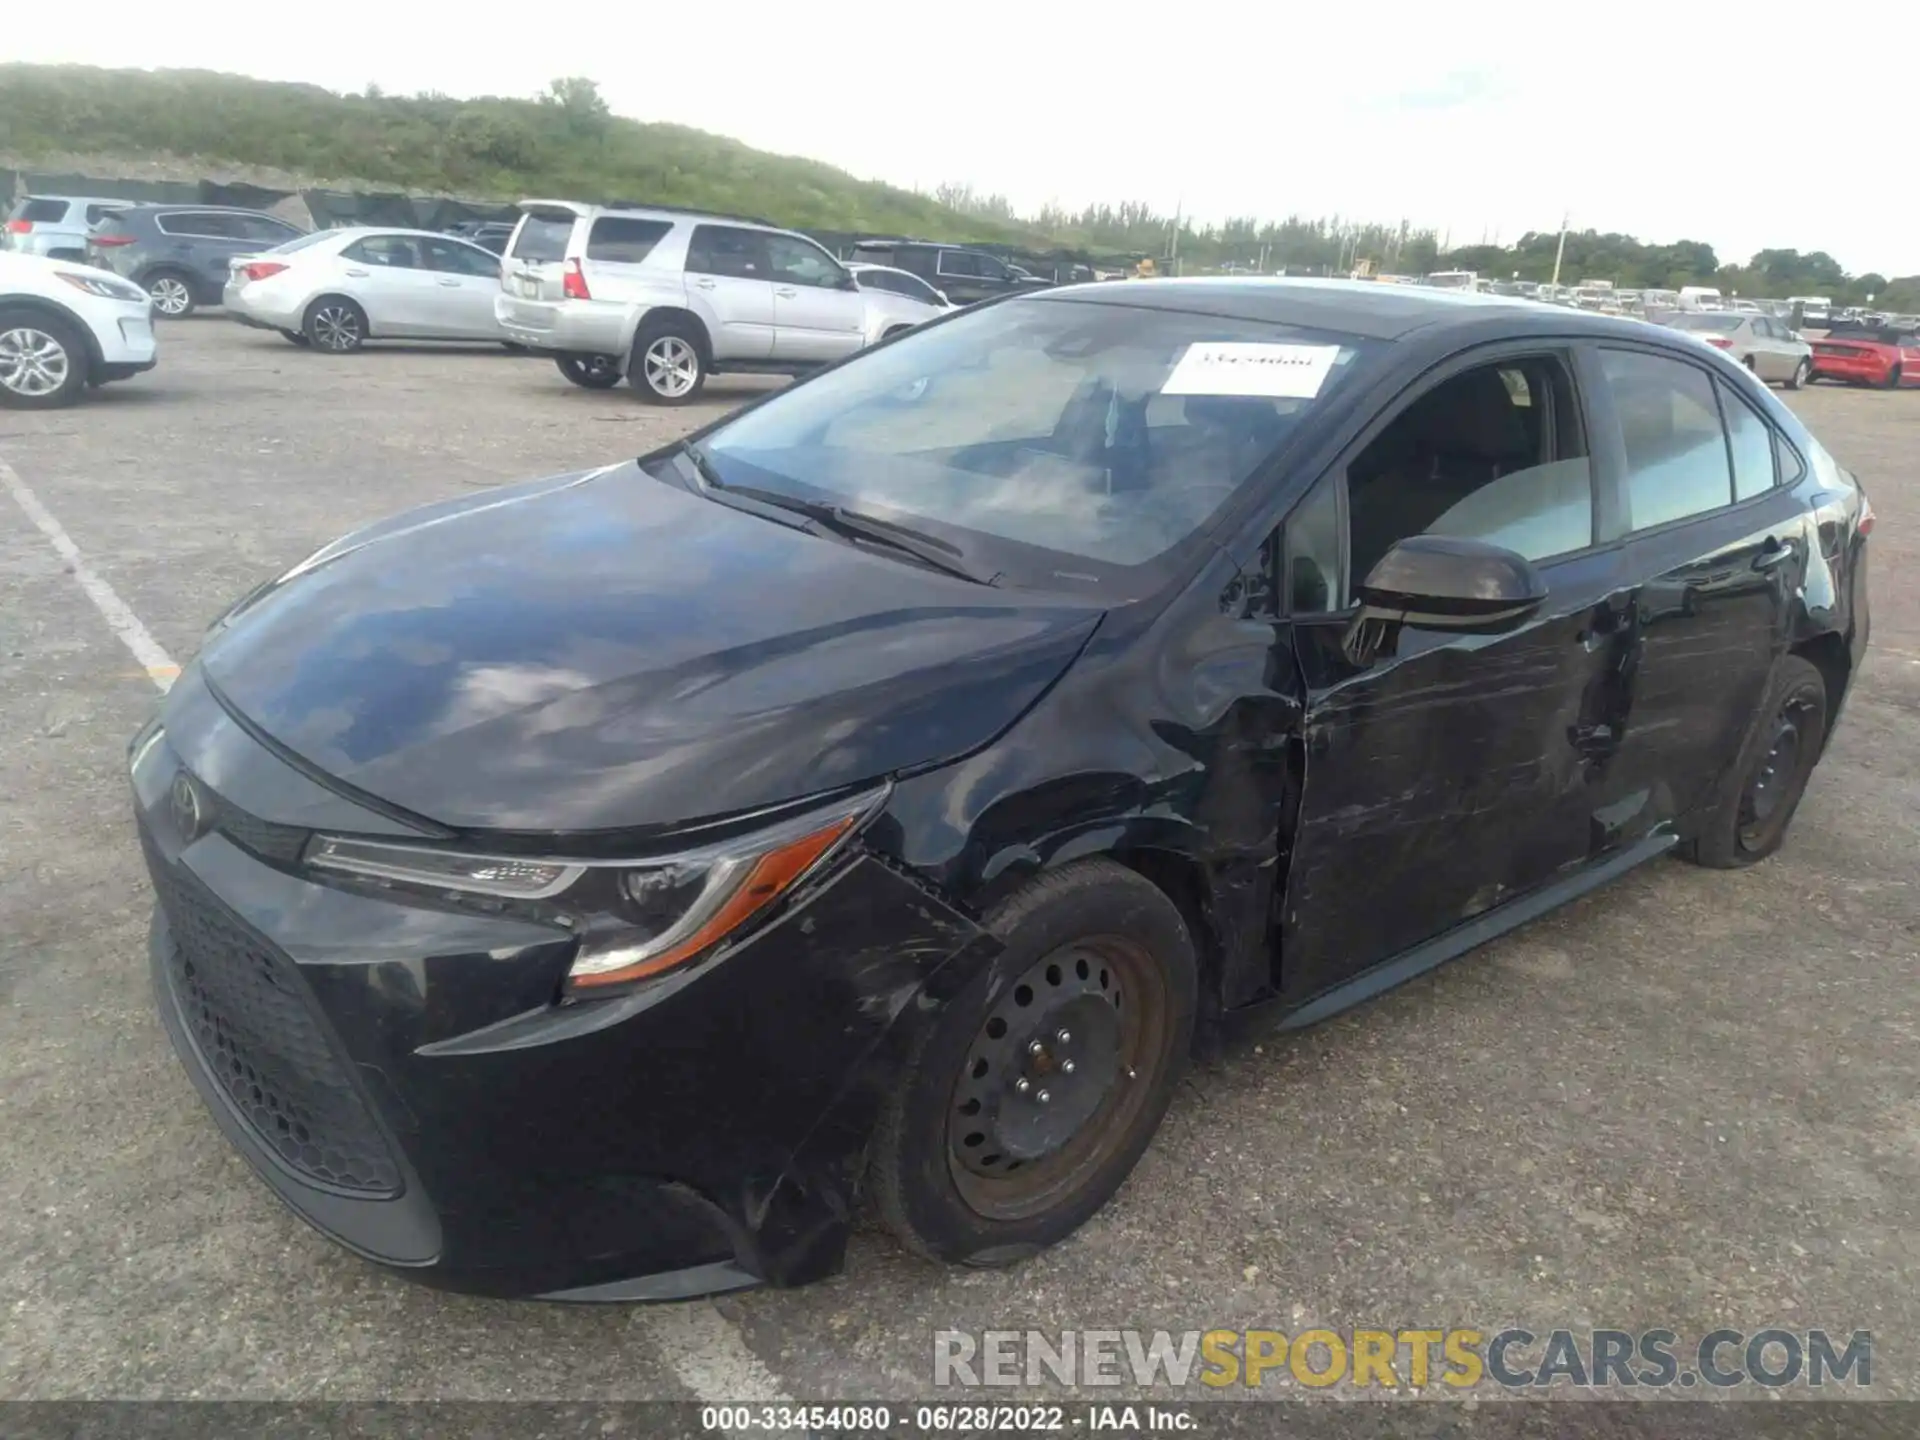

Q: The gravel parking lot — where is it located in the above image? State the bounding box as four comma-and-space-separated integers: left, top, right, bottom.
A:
2, 319, 1917, 1409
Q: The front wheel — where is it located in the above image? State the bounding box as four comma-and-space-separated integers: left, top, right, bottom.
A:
867, 859, 1197, 1266
1785, 358, 1810, 390
281, 329, 311, 347
0, 309, 89, 409
304, 296, 367, 353
629, 319, 707, 404
555, 354, 622, 389
1684, 656, 1828, 869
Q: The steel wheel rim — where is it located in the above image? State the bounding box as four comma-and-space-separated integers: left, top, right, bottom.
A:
0, 326, 70, 396
150, 277, 191, 315
643, 336, 698, 397
946, 935, 1171, 1222
1738, 690, 1818, 850
313, 306, 360, 351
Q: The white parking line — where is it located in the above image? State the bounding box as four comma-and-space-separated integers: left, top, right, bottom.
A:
2, 443, 788, 1408
0, 450, 179, 692
642, 1300, 795, 1412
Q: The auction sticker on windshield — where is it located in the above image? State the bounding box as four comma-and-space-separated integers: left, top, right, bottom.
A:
1162, 342, 1339, 398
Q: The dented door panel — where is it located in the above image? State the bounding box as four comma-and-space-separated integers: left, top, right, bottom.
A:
1277, 544, 1632, 1005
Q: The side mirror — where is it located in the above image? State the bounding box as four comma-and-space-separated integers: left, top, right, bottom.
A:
837, 271, 860, 292
1355, 535, 1547, 633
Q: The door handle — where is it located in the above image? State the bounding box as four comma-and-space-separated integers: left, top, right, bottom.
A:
775, 287, 798, 298
692, 277, 716, 290
344, 267, 369, 277
1752, 539, 1794, 572
438, 278, 461, 287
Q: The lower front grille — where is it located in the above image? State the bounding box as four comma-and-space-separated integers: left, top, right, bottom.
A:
147, 836, 402, 1197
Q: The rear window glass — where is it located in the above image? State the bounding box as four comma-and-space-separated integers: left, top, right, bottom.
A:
267, 230, 334, 255
586, 217, 671, 264
1668, 314, 1735, 331
511, 215, 575, 263
16, 198, 69, 223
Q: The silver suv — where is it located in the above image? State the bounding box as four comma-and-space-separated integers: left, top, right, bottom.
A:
495, 201, 870, 403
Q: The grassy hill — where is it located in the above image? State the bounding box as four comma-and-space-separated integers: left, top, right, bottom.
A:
0, 64, 1038, 243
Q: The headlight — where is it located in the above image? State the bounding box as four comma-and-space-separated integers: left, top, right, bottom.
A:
305, 787, 884, 990
56, 269, 147, 303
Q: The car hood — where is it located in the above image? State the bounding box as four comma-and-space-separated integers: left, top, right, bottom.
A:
198, 461, 1104, 834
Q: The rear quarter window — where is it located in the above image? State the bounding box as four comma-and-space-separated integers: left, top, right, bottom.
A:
585, 217, 672, 264
16, 198, 70, 223
511, 215, 576, 263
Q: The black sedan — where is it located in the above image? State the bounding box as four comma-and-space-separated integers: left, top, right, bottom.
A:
131, 280, 1872, 1299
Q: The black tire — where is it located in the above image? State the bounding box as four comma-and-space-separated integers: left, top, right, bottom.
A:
0, 307, 90, 409
144, 270, 196, 319
867, 859, 1197, 1266
628, 316, 707, 404
1684, 655, 1828, 869
280, 329, 311, 347
1785, 358, 1809, 390
303, 296, 367, 353
555, 354, 622, 389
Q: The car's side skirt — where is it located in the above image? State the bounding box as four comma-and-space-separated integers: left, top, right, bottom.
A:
1231, 830, 1677, 1036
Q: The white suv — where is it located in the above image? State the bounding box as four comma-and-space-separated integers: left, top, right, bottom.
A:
0, 251, 157, 408
496, 201, 872, 403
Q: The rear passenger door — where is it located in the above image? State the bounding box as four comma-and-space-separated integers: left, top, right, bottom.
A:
421, 237, 505, 338
764, 234, 866, 361
684, 225, 775, 360
1587, 346, 1808, 830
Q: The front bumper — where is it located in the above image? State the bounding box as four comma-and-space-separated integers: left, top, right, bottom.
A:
132, 674, 994, 1298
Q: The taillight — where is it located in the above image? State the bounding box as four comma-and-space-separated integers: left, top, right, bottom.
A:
90, 233, 135, 247
1858, 497, 1875, 537
1706, 336, 1732, 349
562, 258, 591, 300
242, 261, 289, 282
4, 220, 31, 235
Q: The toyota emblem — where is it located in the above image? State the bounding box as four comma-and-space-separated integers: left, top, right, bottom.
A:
170, 770, 207, 841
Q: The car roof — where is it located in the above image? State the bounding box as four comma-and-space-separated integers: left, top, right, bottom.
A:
1030, 276, 1642, 341
516, 198, 782, 230
17, 194, 129, 207
104, 202, 290, 216
324, 226, 489, 242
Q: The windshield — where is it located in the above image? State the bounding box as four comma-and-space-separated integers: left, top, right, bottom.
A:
698, 297, 1370, 584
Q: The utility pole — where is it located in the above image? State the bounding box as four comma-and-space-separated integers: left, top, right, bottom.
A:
1550, 211, 1570, 289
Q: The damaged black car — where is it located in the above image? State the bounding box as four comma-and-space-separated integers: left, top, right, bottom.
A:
131, 280, 1871, 1299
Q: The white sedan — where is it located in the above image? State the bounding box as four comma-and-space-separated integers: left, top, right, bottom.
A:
0, 250, 157, 408
223, 227, 508, 353
848, 262, 954, 344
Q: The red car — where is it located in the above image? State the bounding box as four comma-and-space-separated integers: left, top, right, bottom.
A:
1809, 325, 1920, 388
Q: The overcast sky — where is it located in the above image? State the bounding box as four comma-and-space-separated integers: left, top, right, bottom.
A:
12, 1, 1916, 277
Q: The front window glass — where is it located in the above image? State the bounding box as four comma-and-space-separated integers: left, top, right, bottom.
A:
700, 298, 1369, 576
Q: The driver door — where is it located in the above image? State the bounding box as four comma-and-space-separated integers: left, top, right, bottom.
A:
1272, 350, 1635, 1006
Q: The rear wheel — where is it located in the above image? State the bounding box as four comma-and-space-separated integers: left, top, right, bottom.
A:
0, 309, 89, 409
629, 318, 707, 404
555, 354, 622, 389
145, 271, 195, 318
303, 296, 367, 353
867, 860, 1196, 1265
280, 329, 311, 347
1684, 656, 1827, 869
1786, 358, 1810, 390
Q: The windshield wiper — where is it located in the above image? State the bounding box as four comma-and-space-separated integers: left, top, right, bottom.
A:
684, 446, 998, 586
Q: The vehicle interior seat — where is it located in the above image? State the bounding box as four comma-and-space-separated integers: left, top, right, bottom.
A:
1348, 367, 1534, 581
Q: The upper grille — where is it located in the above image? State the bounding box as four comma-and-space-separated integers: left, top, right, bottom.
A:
147, 834, 402, 1196
206, 792, 309, 865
